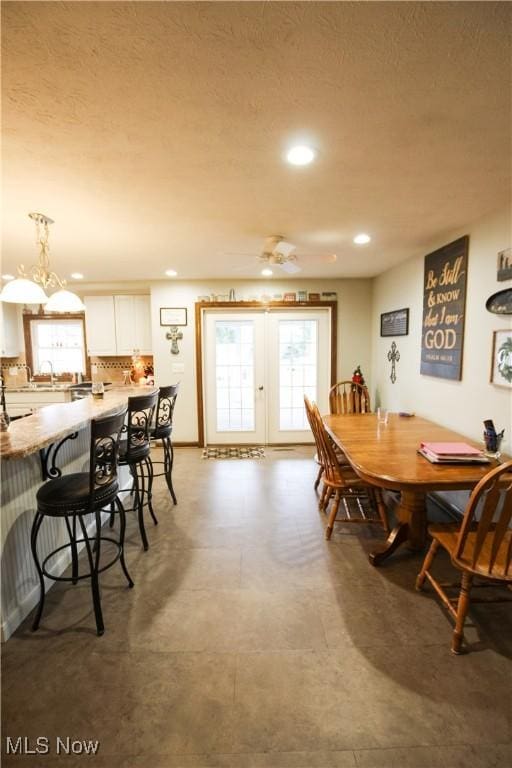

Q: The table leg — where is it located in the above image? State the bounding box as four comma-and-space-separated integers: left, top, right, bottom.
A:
369, 490, 426, 566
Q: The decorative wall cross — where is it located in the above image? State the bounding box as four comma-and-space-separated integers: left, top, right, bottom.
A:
387, 341, 400, 384
166, 326, 183, 355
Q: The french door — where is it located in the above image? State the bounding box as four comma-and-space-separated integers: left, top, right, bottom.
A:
203, 309, 330, 444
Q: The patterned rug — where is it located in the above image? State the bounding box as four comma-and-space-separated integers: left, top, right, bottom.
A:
202, 446, 265, 460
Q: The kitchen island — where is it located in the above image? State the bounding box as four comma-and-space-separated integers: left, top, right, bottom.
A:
0, 386, 157, 640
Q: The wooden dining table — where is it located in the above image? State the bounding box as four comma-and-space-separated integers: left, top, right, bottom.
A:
322, 412, 505, 566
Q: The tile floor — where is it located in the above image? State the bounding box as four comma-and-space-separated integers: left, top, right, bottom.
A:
1, 447, 511, 767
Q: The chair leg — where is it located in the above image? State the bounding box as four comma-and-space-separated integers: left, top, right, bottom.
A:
145, 457, 158, 525
164, 436, 177, 504
115, 497, 134, 588
374, 488, 389, 534
325, 490, 341, 540
133, 462, 149, 551
77, 513, 104, 636
64, 514, 79, 585
416, 538, 440, 590
452, 571, 473, 655
109, 501, 115, 529
314, 465, 324, 491
30, 511, 46, 632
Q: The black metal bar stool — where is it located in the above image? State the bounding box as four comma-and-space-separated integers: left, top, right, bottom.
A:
118, 391, 158, 551
150, 383, 179, 505
30, 408, 131, 636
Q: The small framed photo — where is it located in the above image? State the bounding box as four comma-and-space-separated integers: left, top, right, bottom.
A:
381, 308, 409, 337
308, 292, 320, 301
160, 307, 187, 326
497, 247, 512, 282
491, 329, 512, 388
297, 290, 307, 302
283, 292, 296, 302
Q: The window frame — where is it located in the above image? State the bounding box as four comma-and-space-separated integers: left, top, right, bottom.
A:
23, 311, 90, 381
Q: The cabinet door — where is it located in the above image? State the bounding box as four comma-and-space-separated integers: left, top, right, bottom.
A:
114, 295, 152, 355
114, 296, 137, 356
0, 302, 21, 357
84, 296, 117, 355
134, 296, 152, 354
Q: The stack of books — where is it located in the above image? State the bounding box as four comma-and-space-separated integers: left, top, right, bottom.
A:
418, 441, 490, 464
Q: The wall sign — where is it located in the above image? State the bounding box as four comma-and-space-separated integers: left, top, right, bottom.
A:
160, 307, 187, 326
380, 308, 409, 337
497, 247, 512, 281
486, 288, 512, 315
421, 236, 469, 381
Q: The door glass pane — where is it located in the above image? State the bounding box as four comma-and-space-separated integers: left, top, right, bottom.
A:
279, 319, 317, 430
215, 321, 255, 431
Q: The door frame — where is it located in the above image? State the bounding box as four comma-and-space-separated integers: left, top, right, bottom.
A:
195, 300, 337, 447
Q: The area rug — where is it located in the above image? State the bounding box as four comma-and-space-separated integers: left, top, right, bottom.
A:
202, 446, 265, 459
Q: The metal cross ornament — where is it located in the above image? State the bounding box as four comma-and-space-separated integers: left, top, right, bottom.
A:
166, 326, 183, 355
387, 341, 400, 384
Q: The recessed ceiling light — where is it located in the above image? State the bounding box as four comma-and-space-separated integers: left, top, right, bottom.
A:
261, 268, 273, 277
286, 145, 316, 166
2, 274, 15, 281
70, 272, 84, 280
353, 233, 371, 245
165, 269, 178, 277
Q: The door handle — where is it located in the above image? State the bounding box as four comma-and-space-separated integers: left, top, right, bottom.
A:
258, 385, 264, 391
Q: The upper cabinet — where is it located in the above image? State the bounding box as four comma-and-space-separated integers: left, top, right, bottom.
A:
0, 302, 22, 357
114, 295, 152, 355
84, 295, 151, 356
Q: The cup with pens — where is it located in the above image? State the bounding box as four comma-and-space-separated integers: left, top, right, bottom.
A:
483, 420, 504, 459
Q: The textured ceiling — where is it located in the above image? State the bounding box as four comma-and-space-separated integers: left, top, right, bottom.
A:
1, 1, 511, 282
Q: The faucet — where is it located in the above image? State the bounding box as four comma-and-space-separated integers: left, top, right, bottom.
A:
39, 360, 55, 385
24, 364, 33, 386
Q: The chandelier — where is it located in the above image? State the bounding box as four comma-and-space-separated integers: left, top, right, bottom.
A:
0, 212, 85, 312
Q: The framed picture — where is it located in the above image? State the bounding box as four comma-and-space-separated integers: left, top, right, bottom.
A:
308, 292, 320, 301
297, 290, 307, 302
497, 247, 512, 282
283, 292, 296, 302
491, 329, 512, 388
160, 307, 187, 326
380, 308, 409, 337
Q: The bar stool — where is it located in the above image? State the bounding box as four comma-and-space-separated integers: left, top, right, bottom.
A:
30, 408, 131, 636
150, 383, 179, 505
119, 391, 158, 551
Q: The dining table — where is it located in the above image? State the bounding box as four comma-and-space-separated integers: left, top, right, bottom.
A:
322, 412, 506, 566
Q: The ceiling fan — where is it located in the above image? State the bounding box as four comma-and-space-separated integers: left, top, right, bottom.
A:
259, 236, 301, 274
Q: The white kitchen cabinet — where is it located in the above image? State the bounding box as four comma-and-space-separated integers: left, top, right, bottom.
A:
5, 389, 72, 417
84, 296, 117, 355
84, 294, 152, 357
0, 302, 21, 357
114, 295, 152, 355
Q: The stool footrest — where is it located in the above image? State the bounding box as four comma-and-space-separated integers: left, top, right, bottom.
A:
41, 536, 123, 583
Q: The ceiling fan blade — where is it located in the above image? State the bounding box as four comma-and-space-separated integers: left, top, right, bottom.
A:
278, 260, 302, 274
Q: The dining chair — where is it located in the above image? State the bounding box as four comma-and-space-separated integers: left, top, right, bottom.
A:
329, 380, 371, 415
309, 400, 389, 538
416, 459, 512, 654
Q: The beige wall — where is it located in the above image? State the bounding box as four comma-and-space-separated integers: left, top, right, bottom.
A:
371, 206, 511, 447
150, 279, 373, 442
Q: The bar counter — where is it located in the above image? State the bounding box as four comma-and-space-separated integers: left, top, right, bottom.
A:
0, 386, 157, 460
0, 386, 157, 640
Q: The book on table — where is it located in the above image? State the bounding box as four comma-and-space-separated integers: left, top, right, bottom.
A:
418, 441, 490, 464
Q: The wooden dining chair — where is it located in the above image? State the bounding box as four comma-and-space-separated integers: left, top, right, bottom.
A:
416, 459, 512, 654
329, 380, 371, 415
309, 400, 389, 538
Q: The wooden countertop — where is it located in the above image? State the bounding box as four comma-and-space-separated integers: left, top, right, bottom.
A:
0, 386, 157, 461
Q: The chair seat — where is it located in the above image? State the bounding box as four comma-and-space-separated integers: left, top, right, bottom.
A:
151, 425, 172, 440
119, 438, 151, 463
429, 523, 512, 580
37, 473, 119, 516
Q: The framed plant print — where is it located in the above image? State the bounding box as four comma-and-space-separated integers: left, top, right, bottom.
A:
491, 329, 512, 388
